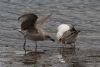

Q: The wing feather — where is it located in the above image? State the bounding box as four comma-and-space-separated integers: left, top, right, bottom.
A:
35, 14, 52, 31
18, 13, 38, 30
61, 31, 79, 44
33, 14, 52, 35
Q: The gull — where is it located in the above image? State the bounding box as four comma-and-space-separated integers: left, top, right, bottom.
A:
56, 24, 80, 47
18, 13, 55, 54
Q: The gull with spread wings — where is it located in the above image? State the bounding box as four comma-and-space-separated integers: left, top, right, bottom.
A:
18, 13, 55, 54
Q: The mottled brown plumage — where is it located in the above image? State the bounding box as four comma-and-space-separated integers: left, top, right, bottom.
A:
18, 13, 38, 32
59, 30, 80, 44
18, 13, 54, 40
18, 13, 54, 54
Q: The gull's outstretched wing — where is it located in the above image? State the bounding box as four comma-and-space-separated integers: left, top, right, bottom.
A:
18, 13, 38, 30
35, 14, 52, 32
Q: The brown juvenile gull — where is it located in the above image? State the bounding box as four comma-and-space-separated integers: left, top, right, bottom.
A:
18, 13, 55, 54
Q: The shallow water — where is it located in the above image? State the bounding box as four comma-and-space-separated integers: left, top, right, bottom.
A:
0, 0, 100, 67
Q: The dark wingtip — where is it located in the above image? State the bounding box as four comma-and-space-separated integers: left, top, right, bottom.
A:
18, 16, 21, 20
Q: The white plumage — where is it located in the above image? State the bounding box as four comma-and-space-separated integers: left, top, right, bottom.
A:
57, 24, 71, 40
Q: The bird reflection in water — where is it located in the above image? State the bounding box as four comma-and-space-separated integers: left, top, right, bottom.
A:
22, 50, 45, 66
58, 47, 86, 67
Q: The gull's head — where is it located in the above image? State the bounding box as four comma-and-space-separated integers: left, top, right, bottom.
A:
56, 24, 72, 40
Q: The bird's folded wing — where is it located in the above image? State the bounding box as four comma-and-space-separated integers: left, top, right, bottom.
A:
63, 31, 79, 43
62, 31, 73, 39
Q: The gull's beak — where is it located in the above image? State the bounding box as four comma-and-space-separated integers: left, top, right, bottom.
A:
50, 38, 55, 42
